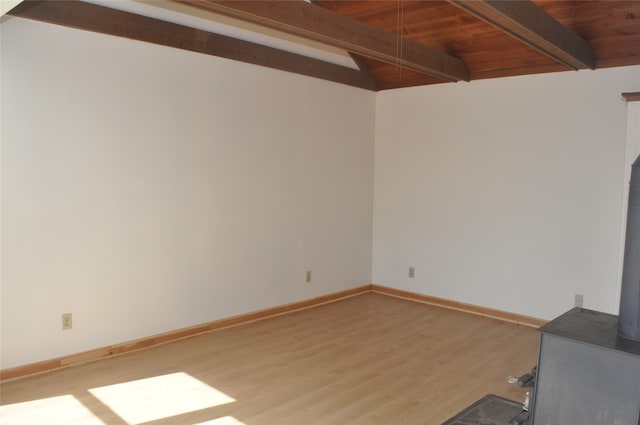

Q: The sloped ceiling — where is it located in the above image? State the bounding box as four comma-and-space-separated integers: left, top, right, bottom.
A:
5, 0, 640, 90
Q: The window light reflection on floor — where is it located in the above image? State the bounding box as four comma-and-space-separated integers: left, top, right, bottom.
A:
89, 372, 236, 425
0, 394, 107, 425
194, 416, 247, 425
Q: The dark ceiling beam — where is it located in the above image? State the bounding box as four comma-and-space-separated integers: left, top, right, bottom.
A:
448, 0, 595, 70
623, 92, 640, 102
8, 1, 378, 91
348, 53, 378, 84
307, 0, 378, 82
172, 0, 469, 82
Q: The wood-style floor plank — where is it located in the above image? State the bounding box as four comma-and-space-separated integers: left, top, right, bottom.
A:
0, 293, 539, 425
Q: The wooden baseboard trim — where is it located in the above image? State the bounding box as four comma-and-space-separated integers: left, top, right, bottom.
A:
1, 283, 545, 382
370, 284, 547, 328
0, 285, 371, 382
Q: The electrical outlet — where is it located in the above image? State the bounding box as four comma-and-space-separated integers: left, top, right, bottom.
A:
62, 313, 72, 330
408, 267, 415, 278
574, 294, 584, 308
306, 270, 312, 283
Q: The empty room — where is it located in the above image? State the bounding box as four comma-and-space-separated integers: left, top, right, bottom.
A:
1, 1, 640, 424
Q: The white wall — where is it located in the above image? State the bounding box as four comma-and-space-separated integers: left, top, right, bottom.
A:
0, 17, 375, 369
3, 13, 640, 372
374, 66, 640, 320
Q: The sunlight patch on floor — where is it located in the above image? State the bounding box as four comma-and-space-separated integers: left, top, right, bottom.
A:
194, 416, 247, 425
89, 372, 235, 425
0, 394, 106, 425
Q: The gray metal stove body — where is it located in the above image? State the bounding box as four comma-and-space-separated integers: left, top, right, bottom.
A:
531, 308, 640, 425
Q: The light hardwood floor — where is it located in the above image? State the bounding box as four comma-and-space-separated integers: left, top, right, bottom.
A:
0, 293, 540, 425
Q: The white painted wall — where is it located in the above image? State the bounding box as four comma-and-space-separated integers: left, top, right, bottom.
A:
2, 12, 639, 372
374, 66, 640, 320
0, 17, 375, 369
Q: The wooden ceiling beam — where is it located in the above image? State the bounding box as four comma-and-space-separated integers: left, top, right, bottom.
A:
172, 0, 469, 82
307, 0, 378, 82
623, 93, 640, 103
448, 0, 595, 70
7, 1, 378, 91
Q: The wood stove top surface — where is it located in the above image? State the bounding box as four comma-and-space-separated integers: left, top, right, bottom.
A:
539, 307, 640, 357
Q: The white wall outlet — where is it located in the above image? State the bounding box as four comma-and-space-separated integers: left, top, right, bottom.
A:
574, 294, 584, 308
408, 267, 415, 278
62, 313, 72, 330
306, 270, 312, 283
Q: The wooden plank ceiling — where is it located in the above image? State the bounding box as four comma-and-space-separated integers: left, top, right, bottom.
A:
7, 0, 640, 91
315, 0, 640, 89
